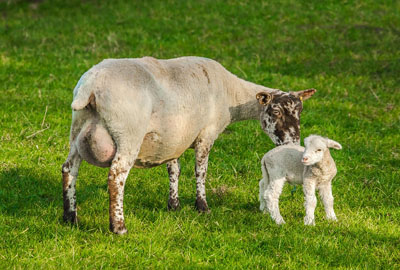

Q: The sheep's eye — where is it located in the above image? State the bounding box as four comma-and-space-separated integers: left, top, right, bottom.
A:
316, 149, 322, 152
273, 110, 280, 115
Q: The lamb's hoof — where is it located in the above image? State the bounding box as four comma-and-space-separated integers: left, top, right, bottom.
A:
275, 218, 286, 225
110, 221, 128, 235
167, 198, 180, 211
195, 198, 210, 213
326, 215, 338, 222
304, 216, 315, 226
63, 211, 78, 224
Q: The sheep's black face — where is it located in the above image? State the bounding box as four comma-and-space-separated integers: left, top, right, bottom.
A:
261, 94, 302, 145
256, 89, 316, 146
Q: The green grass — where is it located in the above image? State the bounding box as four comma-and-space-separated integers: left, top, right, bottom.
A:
1, 0, 399, 268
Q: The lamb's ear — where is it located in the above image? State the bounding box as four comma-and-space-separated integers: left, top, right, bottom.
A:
291, 88, 317, 101
326, 139, 342, 150
256, 92, 273, 106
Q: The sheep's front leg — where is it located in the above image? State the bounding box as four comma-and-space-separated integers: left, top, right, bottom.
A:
62, 147, 82, 224
194, 139, 213, 212
303, 178, 317, 225
318, 183, 337, 221
167, 159, 181, 210
264, 178, 285, 225
108, 156, 133, 235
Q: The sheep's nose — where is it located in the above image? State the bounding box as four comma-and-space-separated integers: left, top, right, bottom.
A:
302, 157, 308, 162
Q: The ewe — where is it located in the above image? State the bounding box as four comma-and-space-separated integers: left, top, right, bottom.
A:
62, 56, 316, 234
259, 135, 342, 225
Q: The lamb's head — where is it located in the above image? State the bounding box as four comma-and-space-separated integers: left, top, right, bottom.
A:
302, 135, 342, 166
256, 89, 316, 146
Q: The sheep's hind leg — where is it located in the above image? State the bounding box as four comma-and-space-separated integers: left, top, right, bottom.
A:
108, 153, 136, 235
259, 179, 267, 212
194, 139, 214, 212
62, 146, 82, 224
167, 158, 181, 210
318, 183, 337, 221
264, 178, 285, 225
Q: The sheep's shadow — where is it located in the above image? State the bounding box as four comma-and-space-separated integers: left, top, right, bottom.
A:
0, 167, 105, 217
0, 166, 198, 226
0, 167, 59, 215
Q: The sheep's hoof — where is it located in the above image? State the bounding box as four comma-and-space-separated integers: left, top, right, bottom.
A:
63, 211, 78, 224
195, 198, 210, 213
110, 221, 128, 235
167, 198, 180, 211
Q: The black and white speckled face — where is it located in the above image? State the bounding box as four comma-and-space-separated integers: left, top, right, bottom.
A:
257, 89, 316, 146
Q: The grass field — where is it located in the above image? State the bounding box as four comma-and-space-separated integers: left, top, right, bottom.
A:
1, 0, 399, 268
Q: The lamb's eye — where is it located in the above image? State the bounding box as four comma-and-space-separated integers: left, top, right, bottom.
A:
316, 149, 322, 152
273, 110, 280, 115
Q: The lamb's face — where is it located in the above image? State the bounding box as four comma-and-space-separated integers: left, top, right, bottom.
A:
302, 135, 342, 166
302, 136, 327, 165
256, 89, 316, 146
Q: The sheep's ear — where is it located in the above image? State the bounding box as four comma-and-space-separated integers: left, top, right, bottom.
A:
256, 92, 273, 105
291, 88, 317, 101
326, 139, 342, 150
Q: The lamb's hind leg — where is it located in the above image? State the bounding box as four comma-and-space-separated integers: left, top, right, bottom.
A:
264, 178, 285, 225
259, 179, 266, 212
167, 158, 181, 210
62, 146, 82, 223
194, 139, 214, 212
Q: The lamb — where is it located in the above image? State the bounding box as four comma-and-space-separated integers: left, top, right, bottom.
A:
62, 56, 316, 234
259, 135, 342, 225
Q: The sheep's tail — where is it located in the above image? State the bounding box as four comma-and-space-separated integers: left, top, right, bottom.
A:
71, 74, 96, 111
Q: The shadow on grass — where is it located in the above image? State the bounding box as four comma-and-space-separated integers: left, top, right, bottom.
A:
0, 166, 196, 229
0, 167, 105, 216
253, 224, 400, 267
0, 167, 60, 214
301, 227, 400, 267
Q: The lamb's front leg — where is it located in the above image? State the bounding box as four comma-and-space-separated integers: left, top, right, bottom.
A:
167, 159, 181, 210
194, 139, 214, 212
108, 155, 134, 235
318, 183, 337, 221
62, 147, 82, 224
303, 178, 317, 225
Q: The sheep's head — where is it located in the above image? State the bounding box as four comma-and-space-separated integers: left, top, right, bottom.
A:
302, 135, 342, 166
256, 89, 316, 146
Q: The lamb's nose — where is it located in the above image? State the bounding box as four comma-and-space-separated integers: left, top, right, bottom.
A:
302, 157, 308, 162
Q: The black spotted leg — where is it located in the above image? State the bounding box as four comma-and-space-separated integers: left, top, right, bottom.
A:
194, 139, 214, 212
62, 146, 82, 224
167, 158, 181, 210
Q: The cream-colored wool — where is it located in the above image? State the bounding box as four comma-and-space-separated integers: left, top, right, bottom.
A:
62, 56, 314, 234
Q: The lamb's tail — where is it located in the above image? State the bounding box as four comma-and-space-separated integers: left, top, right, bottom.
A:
260, 157, 270, 185
259, 157, 270, 211
71, 76, 96, 111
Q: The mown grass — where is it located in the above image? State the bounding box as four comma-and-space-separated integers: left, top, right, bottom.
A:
0, 0, 399, 268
